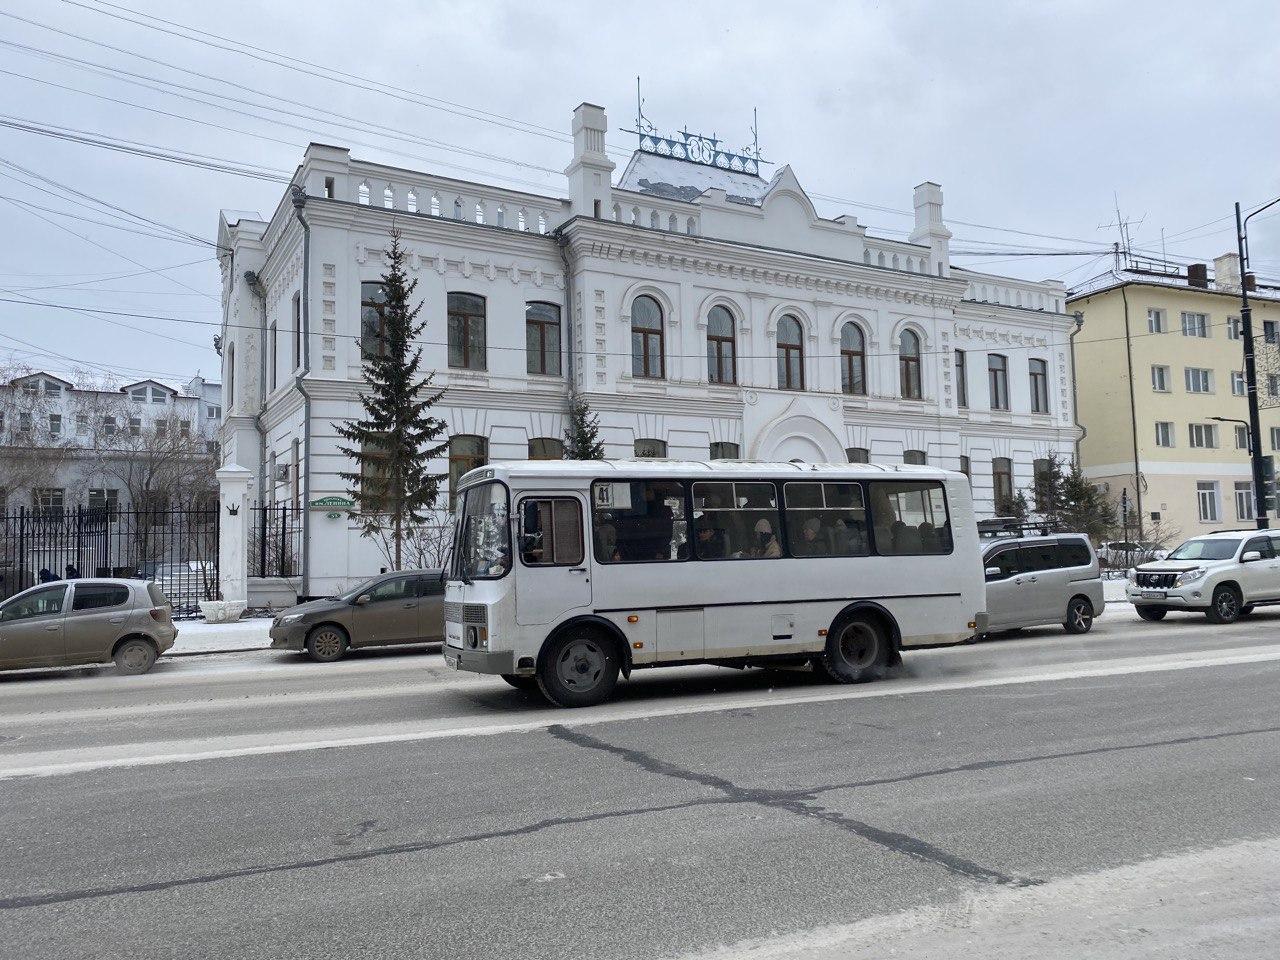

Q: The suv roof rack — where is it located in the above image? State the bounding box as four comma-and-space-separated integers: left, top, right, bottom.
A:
977, 517, 1063, 540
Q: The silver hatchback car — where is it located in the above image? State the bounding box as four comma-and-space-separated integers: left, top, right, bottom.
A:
981, 534, 1106, 635
0, 579, 177, 674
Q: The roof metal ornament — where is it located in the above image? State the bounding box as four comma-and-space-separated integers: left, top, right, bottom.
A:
627, 77, 768, 177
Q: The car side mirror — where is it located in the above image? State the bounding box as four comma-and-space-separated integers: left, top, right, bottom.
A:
353, 594, 371, 606
1241, 550, 1262, 563
984, 566, 1002, 579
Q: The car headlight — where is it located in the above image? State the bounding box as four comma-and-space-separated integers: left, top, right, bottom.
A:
1175, 568, 1206, 586
280, 613, 305, 624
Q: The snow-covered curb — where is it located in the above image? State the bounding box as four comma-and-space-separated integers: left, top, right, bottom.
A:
169, 617, 273, 656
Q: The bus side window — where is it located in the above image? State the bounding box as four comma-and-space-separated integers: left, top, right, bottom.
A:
591, 480, 687, 563
692, 481, 781, 560
868, 481, 953, 556
783, 482, 869, 557
519, 498, 584, 566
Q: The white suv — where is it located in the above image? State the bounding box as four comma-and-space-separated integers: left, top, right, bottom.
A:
1127, 529, 1280, 624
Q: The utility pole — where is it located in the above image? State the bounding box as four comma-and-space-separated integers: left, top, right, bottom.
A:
1235, 199, 1280, 529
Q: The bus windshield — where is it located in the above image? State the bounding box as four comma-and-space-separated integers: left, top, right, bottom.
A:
455, 481, 511, 580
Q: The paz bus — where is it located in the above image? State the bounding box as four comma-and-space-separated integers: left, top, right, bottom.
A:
443, 459, 986, 707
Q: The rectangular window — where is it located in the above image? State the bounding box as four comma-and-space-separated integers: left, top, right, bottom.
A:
1155, 421, 1174, 447
33, 487, 64, 519
690, 481, 780, 560
88, 488, 119, 519
48, 413, 61, 437
207, 405, 221, 419
1196, 481, 1219, 522
634, 438, 667, 458
1188, 423, 1218, 448
1184, 367, 1213, 393
709, 441, 740, 460
128, 416, 142, 436
76, 413, 87, 435
1232, 371, 1246, 396
1029, 358, 1049, 413
1228, 317, 1242, 340
102, 416, 116, 437
987, 354, 1009, 411
992, 457, 1014, 505
151, 387, 167, 404
517, 497, 584, 566
846, 447, 870, 464
1265, 320, 1278, 344
782, 482, 869, 557
130, 387, 147, 403
1272, 427, 1280, 451
1269, 375, 1279, 398
1147, 309, 1165, 334
447, 292, 487, 371
1236, 481, 1255, 521
903, 450, 927, 465
360, 282, 388, 359
44, 380, 61, 397
525, 302, 562, 376
869, 481, 953, 556
1239, 425, 1252, 450
156, 421, 167, 439
1180, 312, 1208, 337
180, 420, 191, 439
593, 480, 688, 563
18, 412, 31, 434
954, 349, 968, 409
1151, 365, 1170, 392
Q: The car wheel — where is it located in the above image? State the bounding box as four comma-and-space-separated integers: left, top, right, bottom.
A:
113, 638, 158, 675
536, 629, 620, 708
305, 625, 349, 663
815, 615, 889, 683
1135, 605, 1167, 622
1064, 597, 1094, 634
1206, 585, 1242, 625
501, 674, 538, 692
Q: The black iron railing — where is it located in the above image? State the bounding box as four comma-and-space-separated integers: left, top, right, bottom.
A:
248, 504, 302, 579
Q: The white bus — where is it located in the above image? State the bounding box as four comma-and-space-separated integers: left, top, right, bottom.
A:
444, 460, 986, 707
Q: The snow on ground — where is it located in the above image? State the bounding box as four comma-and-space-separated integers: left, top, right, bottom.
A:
170, 617, 273, 655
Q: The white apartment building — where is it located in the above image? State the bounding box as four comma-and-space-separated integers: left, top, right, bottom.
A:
0, 370, 222, 518
216, 102, 1080, 600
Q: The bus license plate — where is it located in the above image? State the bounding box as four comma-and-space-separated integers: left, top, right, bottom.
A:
1140, 590, 1165, 599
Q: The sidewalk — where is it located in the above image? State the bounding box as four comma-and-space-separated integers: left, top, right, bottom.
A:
170, 617, 274, 656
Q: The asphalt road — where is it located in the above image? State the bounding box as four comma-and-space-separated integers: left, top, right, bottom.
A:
1, 605, 1278, 959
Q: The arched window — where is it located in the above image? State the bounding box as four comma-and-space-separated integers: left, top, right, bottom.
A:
710, 441, 740, 459
357, 181, 370, 205
528, 438, 564, 460
777, 315, 804, 390
449, 435, 487, 510
899, 329, 922, 399
840, 322, 866, 395
649, 210, 660, 229
447, 293, 486, 370
631, 295, 664, 379
845, 447, 870, 464
406, 189, 418, 213
525, 302, 561, 376
634, 438, 667, 458
706, 305, 736, 385
903, 450, 927, 465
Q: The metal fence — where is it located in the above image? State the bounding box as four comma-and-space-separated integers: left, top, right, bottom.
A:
0, 506, 220, 615
248, 504, 303, 579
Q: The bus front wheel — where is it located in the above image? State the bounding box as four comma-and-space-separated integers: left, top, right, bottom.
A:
816, 615, 889, 684
536, 629, 620, 708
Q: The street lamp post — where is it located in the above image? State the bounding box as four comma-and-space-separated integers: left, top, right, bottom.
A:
1235, 198, 1280, 530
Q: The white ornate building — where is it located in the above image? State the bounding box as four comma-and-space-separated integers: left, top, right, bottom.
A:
216, 103, 1080, 599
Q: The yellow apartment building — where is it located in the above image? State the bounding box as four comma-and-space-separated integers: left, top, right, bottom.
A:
1068, 253, 1280, 542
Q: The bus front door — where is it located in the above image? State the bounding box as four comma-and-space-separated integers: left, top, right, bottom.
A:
515, 493, 592, 626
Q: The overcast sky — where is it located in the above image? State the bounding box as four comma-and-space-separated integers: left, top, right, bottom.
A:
2, 0, 1278, 385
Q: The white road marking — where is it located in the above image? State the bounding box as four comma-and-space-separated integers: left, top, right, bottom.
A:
3, 644, 1279, 781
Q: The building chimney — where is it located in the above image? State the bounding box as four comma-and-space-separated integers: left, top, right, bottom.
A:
564, 103, 615, 221
1186, 263, 1209, 288
908, 181, 951, 277
1214, 253, 1241, 292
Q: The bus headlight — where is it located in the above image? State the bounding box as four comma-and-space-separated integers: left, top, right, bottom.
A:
465, 626, 489, 649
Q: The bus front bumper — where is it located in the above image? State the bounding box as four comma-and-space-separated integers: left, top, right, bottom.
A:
443, 644, 518, 675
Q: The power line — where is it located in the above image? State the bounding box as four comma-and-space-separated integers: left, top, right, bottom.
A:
0, 194, 212, 246
0, 258, 213, 288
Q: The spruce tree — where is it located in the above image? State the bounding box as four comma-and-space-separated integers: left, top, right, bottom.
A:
564, 389, 605, 460
336, 230, 448, 568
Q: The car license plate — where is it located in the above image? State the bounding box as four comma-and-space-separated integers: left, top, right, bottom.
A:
444, 652, 460, 670
1140, 590, 1165, 599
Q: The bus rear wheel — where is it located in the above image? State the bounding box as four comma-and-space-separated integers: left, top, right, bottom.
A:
536, 629, 620, 708
816, 615, 889, 684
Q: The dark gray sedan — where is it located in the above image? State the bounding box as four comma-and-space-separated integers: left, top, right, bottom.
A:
269, 570, 445, 662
